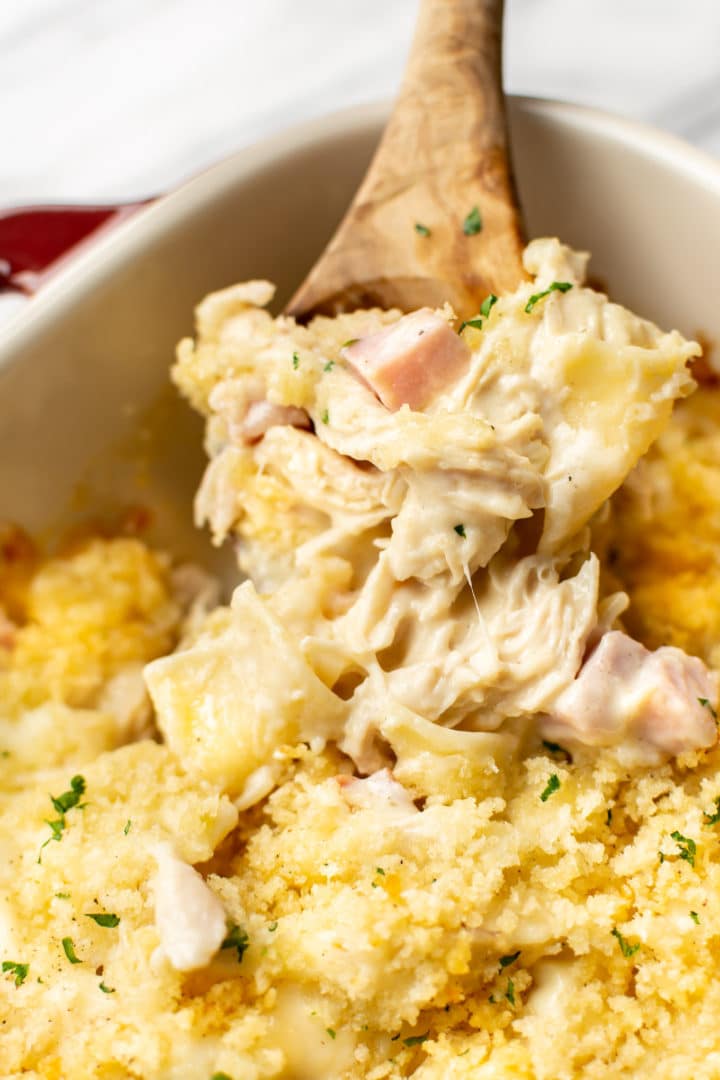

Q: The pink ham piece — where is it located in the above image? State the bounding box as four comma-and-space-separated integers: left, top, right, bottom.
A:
542, 630, 719, 762
241, 400, 311, 443
343, 309, 471, 411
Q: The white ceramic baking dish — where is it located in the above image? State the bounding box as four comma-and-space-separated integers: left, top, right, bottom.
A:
1, 97, 719, 581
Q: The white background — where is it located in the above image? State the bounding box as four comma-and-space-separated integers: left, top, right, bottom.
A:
2, 0, 720, 319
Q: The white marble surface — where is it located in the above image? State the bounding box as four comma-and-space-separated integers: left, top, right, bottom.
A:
2, 0, 720, 320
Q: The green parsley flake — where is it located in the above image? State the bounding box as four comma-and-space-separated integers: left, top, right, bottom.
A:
55, 892, 70, 900
704, 797, 720, 826
123, 819, 132, 835
43, 818, 65, 845
99, 981, 116, 994
323, 360, 335, 372
690, 911, 700, 924
85, 913, 120, 928
404, 1033, 429, 1047
321, 409, 329, 425
210, 1074, 233, 1080
2, 961, 28, 987
326, 1028, 337, 1040
542, 739, 569, 757
479, 293, 498, 318
524, 281, 573, 313
540, 773, 560, 802
292, 352, 300, 370
454, 524, 467, 538
414, 222, 431, 237
458, 317, 483, 333
62, 937, 82, 964
699, 697, 718, 719
462, 206, 482, 236
499, 950, 520, 968
221, 923, 249, 962
375, 867, 385, 876
342, 339, 359, 349
40, 775, 87, 859
611, 928, 640, 958
51, 774, 86, 815
671, 830, 697, 867
505, 979, 515, 1005
268, 921, 278, 932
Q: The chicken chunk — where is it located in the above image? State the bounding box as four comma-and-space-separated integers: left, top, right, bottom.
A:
152, 844, 227, 972
343, 309, 470, 411
338, 769, 417, 812
543, 630, 718, 762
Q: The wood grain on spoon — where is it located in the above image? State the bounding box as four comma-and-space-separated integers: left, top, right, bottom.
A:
286, 0, 526, 321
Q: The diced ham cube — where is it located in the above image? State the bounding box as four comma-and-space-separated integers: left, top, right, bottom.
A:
543, 630, 718, 761
241, 400, 311, 443
343, 309, 471, 411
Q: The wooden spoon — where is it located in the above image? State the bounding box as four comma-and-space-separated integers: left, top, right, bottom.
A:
286, 0, 526, 321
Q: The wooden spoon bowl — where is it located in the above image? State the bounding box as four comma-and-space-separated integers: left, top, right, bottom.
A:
286, 0, 526, 321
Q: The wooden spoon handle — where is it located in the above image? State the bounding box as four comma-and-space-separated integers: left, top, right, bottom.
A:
287, 0, 526, 320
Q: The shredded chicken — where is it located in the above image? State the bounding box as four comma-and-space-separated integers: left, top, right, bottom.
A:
152, 844, 227, 972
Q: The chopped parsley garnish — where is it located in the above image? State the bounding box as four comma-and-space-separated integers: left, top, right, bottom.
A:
39, 775, 86, 860
414, 222, 431, 237
323, 360, 335, 372
44, 819, 65, 844
404, 1032, 429, 1047
268, 921, 278, 932
704, 797, 720, 825
342, 338, 358, 348
462, 205, 483, 236
51, 774, 86, 815
326, 1028, 337, 1040
479, 293, 498, 318
454, 524, 467, 538
524, 281, 573, 313
2, 961, 28, 987
690, 910, 700, 924
210, 1074, 233, 1080
671, 830, 697, 868
499, 950, 521, 968
698, 697, 718, 719
611, 928, 639, 958
221, 923, 249, 962
123, 819, 132, 835
321, 409, 329, 425
505, 978, 515, 1005
292, 352, 300, 370
375, 867, 385, 876
540, 773, 560, 802
99, 981, 116, 993
85, 913, 120, 928
542, 739, 569, 758
458, 317, 484, 333
62, 937, 81, 964
55, 892, 70, 900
